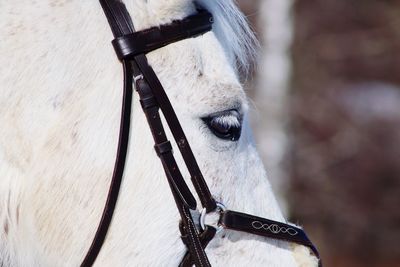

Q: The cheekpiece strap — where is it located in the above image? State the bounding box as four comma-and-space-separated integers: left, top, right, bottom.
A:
179, 226, 217, 267
112, 10, 213, 60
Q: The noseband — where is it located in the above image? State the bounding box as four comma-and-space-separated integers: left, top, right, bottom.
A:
81, 1, 322, 266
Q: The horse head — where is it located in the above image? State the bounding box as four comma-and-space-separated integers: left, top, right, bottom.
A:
0, 0, 319, 266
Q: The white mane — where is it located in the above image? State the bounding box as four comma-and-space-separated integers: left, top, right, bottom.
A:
196, 0, 259, 76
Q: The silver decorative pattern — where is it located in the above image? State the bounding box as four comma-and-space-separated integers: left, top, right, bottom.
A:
251, 221, 298, 236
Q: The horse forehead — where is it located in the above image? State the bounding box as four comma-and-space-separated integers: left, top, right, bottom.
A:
124, 0, 197, 30
147, 35, 245, 112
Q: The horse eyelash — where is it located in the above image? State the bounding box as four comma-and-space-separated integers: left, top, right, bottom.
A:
212, 115, 241, 128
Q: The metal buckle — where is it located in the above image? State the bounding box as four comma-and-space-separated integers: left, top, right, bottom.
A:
199, 202, 226, 233
134, 74, 144, 83
133, 74, 144, 91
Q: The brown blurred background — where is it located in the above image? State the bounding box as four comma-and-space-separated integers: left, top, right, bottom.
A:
237, 1, 400, 266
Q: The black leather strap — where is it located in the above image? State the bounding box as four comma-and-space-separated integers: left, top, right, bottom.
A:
219, 210, 321, 265
112, 10, 213, 60
133, 59, 211, 267
133, 54, 217, 212
180, 227, 217, 267
80, 59, 133, 267
134, 77, 197, 209
80, 2, 137, 266
99, 0, 135, 37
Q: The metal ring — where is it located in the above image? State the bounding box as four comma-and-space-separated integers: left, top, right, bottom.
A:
199, 202, 227, 233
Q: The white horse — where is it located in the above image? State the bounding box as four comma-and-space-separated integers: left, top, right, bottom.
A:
0, 0, 318, 266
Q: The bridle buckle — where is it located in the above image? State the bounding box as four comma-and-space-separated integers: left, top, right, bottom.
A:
134, 74, 144, 83
199, 202, 226, 233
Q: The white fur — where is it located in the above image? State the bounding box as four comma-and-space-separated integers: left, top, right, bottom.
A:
0, 0, 317, 266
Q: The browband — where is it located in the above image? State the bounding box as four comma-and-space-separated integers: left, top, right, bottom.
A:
112, 10, 213, 60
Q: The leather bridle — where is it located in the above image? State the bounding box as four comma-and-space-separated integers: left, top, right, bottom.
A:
80, 1, 322, 266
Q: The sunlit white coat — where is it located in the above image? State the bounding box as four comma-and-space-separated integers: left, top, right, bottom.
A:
0, 0, 318, 266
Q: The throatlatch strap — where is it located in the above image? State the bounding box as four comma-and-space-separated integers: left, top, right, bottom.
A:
80, 2, 136, 266
80, 59, 133, 267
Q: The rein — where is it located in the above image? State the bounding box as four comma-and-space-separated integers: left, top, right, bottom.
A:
81, 1, 322, 266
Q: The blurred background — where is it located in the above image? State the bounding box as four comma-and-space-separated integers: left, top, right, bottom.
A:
236, 0, 400, 266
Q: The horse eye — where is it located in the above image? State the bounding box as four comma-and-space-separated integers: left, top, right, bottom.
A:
203, 110, 242, 141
